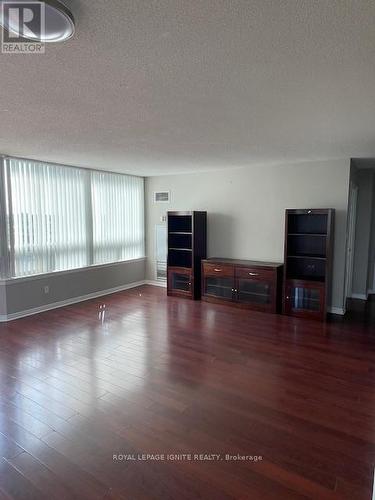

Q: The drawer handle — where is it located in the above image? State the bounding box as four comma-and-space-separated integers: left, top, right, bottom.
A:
248, 272, 258, 276
214, 268, 222, 272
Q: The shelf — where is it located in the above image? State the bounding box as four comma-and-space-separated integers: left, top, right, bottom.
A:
287, 255, 326, 260
239, 291, 269, 298
168, 214, 192, 233
288, 233, 327, 237
172, 281, 191, 292
206, 288, 233, 299
287, 275, 325, 282
206, 284, 233, 290
168, 231, 192, 235
288, 214, 328, 235
292, 298, 320, 303
169, 248, 192, 252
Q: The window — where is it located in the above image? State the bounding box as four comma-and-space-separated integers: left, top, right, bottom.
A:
1, 157, 145, 279
91, 171, 144, 264
8, 159, 88, 277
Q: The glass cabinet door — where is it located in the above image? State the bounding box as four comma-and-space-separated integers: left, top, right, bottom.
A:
168, 268, 192, 296
237, 278, 271, 305
290, 286, 320, 311
204, 276, 234, 300
285, 281, 324, 318
171, 272, 191, 292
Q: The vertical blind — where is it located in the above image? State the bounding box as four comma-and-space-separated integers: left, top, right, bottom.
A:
92, 171, 144, 264
1, 157, 145, 278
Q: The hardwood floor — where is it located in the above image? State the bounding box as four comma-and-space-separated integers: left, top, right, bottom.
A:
0, 285, 374, 499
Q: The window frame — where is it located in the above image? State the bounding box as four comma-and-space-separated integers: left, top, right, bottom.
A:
0, 155, 146, 281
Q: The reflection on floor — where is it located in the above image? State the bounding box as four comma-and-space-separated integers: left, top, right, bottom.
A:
0, 285, 374, 499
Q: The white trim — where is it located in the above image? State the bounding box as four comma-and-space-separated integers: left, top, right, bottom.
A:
368, 289, 375, 295
327, 306, 346, 316
350, 293, 368, 300
0, 257, 146, 285
145, 280, 167, 288
0, 280, 148, 322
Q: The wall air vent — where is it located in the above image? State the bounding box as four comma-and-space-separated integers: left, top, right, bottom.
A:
154, 191, 170, 203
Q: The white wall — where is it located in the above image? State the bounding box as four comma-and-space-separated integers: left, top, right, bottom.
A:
146, 159, 351, 312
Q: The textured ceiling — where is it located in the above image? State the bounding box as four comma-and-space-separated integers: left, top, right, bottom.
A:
1, 0, 375, 176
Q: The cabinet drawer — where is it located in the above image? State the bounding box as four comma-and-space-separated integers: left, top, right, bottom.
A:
202, 263, 234, 277
235, 267, 274, 281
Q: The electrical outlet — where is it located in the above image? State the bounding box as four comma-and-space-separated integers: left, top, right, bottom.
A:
43, 285, 49, 294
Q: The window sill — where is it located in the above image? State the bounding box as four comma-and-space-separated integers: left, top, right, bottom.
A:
0, 257, 146, 285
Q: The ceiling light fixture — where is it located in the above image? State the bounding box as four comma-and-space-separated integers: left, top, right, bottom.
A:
0, 0, 75, 42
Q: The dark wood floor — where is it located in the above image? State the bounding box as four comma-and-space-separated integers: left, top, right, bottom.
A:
0, 285, 375, 499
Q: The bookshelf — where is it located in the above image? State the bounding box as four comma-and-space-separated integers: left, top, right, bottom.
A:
283, 209, 335, 320
167, 211, 207, 299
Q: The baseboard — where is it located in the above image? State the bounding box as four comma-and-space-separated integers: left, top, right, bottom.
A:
145, 280, 167, 288
327, 306, 346, 316
0, 280, 147, 322
350, 293, 368, 301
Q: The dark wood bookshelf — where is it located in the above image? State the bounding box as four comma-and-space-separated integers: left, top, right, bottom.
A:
167, 211, 207, 299
283, 209, 335, 321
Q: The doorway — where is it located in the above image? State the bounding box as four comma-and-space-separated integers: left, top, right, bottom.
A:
344, 159, 375, 316
344, 182, 358, 301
